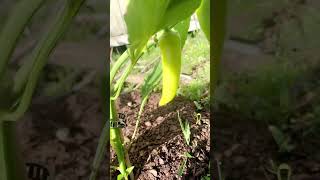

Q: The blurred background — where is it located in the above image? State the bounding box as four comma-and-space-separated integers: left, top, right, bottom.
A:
1, 0, 108, 179
215, 0, 320, 179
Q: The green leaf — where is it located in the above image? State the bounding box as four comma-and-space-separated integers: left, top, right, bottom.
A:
173, 17, 191, 49
161, 0, 201, 29
124, 0, 170, 60
196, 0, 210, 41
126, 166, 135, 175
269, 126, 294, 152
178, 158, 187, 177
185, 152, 193, 158
124, 0, 200, 61
117, 174, 124, 180
177, 111, 191, 145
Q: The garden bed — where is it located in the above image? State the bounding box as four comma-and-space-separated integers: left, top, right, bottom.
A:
112, 92, 210, 179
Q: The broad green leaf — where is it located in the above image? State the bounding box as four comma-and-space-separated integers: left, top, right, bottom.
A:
124, 0, 170, 61
196, 0, 210, 41
125, 0, 200, 61
160, 0, 201, 29
173, 17, 191, 49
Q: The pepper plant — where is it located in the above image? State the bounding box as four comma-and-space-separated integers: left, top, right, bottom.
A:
92, 0, 226, 179
0, 0, 85, 179
92, 0, 213, 179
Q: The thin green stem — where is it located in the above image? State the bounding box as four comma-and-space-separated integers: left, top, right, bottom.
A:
0, 122, 27, 180
131, 95, 149, 141
110, 100, 127, 176
89, 122, 108, 180
110, 50, 130, 86
1, 0, 86, 122
111, 63, 135, 100
0, 0, 45, 78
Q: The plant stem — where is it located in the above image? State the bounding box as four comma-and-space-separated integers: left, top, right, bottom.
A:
110, 100, 127, 176
131, 95, 149, 141
0, 122, 27, 180
89, 122, 109, 180
211, 0, 227, 94
0, 0, 45, 78
1, 0, 86, 122
110, 51, 130, 85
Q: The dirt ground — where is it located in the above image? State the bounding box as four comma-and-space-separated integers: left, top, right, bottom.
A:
16, 85, 108, 180
14, 88, 209, 180
112, 92, 210, 180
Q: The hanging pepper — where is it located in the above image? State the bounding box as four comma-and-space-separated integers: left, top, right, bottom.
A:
159, 29, 182, 106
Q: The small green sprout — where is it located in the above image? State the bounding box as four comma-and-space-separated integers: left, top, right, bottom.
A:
177, 111, 191, 145
178, 152, 193, 177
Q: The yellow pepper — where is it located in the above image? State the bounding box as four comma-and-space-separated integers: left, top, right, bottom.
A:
159, 29, 182, 106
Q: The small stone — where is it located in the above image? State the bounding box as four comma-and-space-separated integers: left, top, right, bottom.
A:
156, 116, 164, 122
145, 121, 152, 127
159, 158, 164, 165
148, 169, 158, 177
127, 102, 132, 106
56, 128, 70, 142
162, 146, 168, 153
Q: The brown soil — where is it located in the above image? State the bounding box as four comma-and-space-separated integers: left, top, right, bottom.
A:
112, 92, 210, 180
16, 86, 108, 180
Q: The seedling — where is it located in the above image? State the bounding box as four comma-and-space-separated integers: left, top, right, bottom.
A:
177, 152, 194, 177
177, 111, 191, 145
269, 125, 295, 152
265, 160, 292, 180
194, 112, 202, 125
